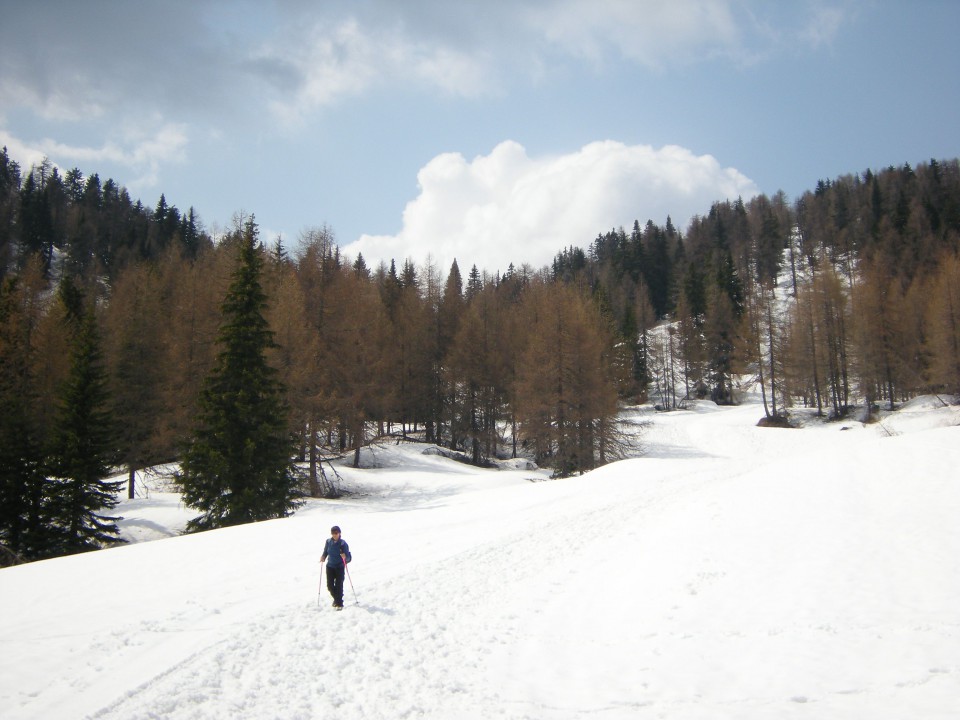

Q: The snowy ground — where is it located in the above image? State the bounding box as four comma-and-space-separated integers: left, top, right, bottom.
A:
2, 395, 959, 719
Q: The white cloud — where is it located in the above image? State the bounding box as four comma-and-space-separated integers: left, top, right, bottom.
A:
344, 140, 759, 274
258, 0, 771, 121
0, 123, 188, 189
0, 73, 107, 123
0, 129, 49, 171
528, 0, 747, 68
800, 4, 848, 47
262, 18, 494, 125
1, 2, 842, 142
262, 19, 379, 123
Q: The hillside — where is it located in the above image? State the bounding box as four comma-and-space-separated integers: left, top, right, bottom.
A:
1, 394, 959, 719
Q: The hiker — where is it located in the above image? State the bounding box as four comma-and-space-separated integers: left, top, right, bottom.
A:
321, 525, 352, 609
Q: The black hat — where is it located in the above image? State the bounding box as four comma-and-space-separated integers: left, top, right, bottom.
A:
331, 526, 341, 534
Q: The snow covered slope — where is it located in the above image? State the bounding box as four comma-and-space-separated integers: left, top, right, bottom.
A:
1, 398, 959, 719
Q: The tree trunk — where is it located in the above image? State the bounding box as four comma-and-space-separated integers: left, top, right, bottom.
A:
309, 426, 320, 497
767, 299, 778, 417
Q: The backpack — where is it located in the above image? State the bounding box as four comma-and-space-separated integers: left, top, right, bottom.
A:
331, 537, 352, 564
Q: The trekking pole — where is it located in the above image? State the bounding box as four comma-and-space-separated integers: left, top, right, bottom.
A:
318, 564, 324, 607
343, 557, 359, 606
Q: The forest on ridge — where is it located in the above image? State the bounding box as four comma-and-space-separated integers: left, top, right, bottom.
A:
2, 147, 960, 562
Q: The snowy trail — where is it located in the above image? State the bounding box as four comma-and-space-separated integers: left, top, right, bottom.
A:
2, 399, 960, 719
90, 464, 709, 720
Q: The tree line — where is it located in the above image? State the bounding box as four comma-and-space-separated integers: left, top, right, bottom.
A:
568, 159, 960, 420
0, 148, 630, 561
1, 147, 959, 562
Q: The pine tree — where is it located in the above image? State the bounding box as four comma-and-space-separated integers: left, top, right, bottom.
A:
47, 301, 125, 555
175, 219, 301, 532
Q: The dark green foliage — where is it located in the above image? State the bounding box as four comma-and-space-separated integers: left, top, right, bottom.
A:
715, 249, 744, 319
0, 148, 21, 278
58, 275, 86, 324
353, 252, 369, 277
552, 246, 587, 283
466, 263, 484, 301
48, 305, 125, 555
754, 197, 785, 284
0, 277, 51, 559
646, 222, 676, 318
0, 366, 49, 558
17, 167, 56, 272
2, 151, 212, 281
175, 220, 301, 532
683, 263, 708, 324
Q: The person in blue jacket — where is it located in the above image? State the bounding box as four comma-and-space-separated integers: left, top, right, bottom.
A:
321, 525, 351, 609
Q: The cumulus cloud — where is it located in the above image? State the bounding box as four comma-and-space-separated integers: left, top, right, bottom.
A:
344, 140, 759, 274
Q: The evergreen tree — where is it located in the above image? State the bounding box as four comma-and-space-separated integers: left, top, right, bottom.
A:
18, 167, 55, 272
643, 221, 672, 317
47, 301, 125, 555
1, 148, 23, 277
175, 219, 301, 532
0, 272, 50, 560
353, 252, 369, 278
181, 207, 203, 258
466, 264, 483, 301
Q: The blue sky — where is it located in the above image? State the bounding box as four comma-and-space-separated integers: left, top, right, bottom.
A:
2, 1, 959, 274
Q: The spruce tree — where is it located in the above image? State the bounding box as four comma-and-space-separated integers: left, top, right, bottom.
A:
48, 302, 125, 555
466, 264, 483, 302
176, 219, 300, 532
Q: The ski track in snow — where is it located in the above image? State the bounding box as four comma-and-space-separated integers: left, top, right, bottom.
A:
91, 475, 704, 720
2, 399, 960, 719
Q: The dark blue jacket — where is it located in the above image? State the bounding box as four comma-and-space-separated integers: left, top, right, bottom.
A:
322, 537, 351, 568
